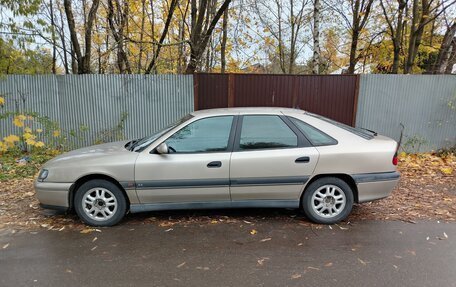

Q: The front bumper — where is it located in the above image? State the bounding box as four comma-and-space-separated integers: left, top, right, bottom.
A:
34, 181, 72, 210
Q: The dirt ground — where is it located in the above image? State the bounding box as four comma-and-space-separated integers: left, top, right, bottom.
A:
0, 153, 454, 231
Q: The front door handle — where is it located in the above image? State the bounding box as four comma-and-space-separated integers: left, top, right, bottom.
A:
207, 161, 222, 168
295, 156, 310, 163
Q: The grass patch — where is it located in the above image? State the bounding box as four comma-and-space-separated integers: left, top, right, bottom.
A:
0, 148, 61, 181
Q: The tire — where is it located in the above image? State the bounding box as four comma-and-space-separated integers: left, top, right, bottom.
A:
74, 179, 127, 227
302, 177, 354, 224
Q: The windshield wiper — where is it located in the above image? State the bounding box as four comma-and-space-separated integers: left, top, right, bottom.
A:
126, 139, 141, 151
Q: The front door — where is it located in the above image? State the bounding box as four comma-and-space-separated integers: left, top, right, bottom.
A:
135, 115, 235, 204
230, 115, 319, 202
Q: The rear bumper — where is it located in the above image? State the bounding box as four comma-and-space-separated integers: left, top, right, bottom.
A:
34, 181, 72, 210
353, 171, 400, 203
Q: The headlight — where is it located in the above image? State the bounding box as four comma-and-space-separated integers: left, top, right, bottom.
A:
38, 169, 49, 182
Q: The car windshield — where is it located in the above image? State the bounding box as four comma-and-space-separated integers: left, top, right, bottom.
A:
126, 114, 194, 152
306, 112, 375, 140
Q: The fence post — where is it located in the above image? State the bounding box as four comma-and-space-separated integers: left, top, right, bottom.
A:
193, 74, 199, 111
227, 73, 235, 107
292, 76, 298, 108
352, 75, 361, 127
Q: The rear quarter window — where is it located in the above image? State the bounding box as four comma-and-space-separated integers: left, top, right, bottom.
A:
288, 117, 337, 146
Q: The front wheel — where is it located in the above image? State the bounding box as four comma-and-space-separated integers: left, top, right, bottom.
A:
302, 177, 354, 224
74, 179, 127, 227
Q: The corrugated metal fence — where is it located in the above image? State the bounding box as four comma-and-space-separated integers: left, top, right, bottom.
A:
0, 75, 194, 147
356, 75, 456, 152
0, 74, 454, 151
194, 73, 359, 126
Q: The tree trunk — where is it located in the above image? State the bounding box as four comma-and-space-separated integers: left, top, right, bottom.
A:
405, 0, 430, 74
347, 0, 373, 74
137, 0, 146, 73
49, 0, 57, 74
391, 0, 406, 74
64, 0, 100, 74
144, 0, 178, 74
348, 30, 359, 74
445, 40, 456, 74
57, 1, 69, 74
220, 8, 228, 73
185, 0, 232, 74
107, 0, 132, 74
177, 15, 185, 73
312, 0, 321, 74
433, 23, 456, 74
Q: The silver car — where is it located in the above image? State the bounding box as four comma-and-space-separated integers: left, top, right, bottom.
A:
35, 108, 400, 226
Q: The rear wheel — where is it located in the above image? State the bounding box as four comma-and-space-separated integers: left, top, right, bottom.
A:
74, 179, 127, 227
302, 177, 354, 224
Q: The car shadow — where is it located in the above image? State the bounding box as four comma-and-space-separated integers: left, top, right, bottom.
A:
122, 207, 306, 225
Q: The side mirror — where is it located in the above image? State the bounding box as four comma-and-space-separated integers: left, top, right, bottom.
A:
156, 142, 169, 154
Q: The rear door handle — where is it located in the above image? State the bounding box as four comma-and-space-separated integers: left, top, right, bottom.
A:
207, 161, 222, 168
295, 156, 310, 163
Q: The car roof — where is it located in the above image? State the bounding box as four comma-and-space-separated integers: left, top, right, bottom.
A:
191, 107, 305, 116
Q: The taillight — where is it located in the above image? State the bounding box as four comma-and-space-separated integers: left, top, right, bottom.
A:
392, 154, 398, 166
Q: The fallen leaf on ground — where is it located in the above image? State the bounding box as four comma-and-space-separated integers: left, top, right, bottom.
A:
250, 229, 258, 235
358, 258, 369, 265
324, 262, 333, 267
260, 238, 271, 242
177, 262, 186, 268
440, 167, 453, 175
196, 266, 210, 270
307, 266, 320, 271
2, 243, 9, 249
257, 257, 269, 266
291, 274, 302, 279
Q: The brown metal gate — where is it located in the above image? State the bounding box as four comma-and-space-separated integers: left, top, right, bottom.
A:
194, 73, 360, 126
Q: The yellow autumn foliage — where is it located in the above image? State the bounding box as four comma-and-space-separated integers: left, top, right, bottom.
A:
13, 116, 24, 127
23, 132, 36, 140
26, 139, 36, 146
3, 135, 20, 143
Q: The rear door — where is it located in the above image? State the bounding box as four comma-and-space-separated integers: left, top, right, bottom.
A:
229, 115, 319, 202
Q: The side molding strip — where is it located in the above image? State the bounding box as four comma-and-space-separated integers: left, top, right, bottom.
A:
130, 200, 300, 213
122, 176, 310, 190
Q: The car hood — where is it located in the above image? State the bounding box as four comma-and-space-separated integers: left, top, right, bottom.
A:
44, 140, 132, 167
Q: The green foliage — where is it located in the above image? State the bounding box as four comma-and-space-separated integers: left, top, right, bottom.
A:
402, 135, 428, 154
436, 145, 456, 157
0, 147, 60, 181
0, 39, 53, 74
448, 94, 456, 111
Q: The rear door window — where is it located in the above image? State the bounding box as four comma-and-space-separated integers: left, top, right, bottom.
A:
239, 115, 298, 150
